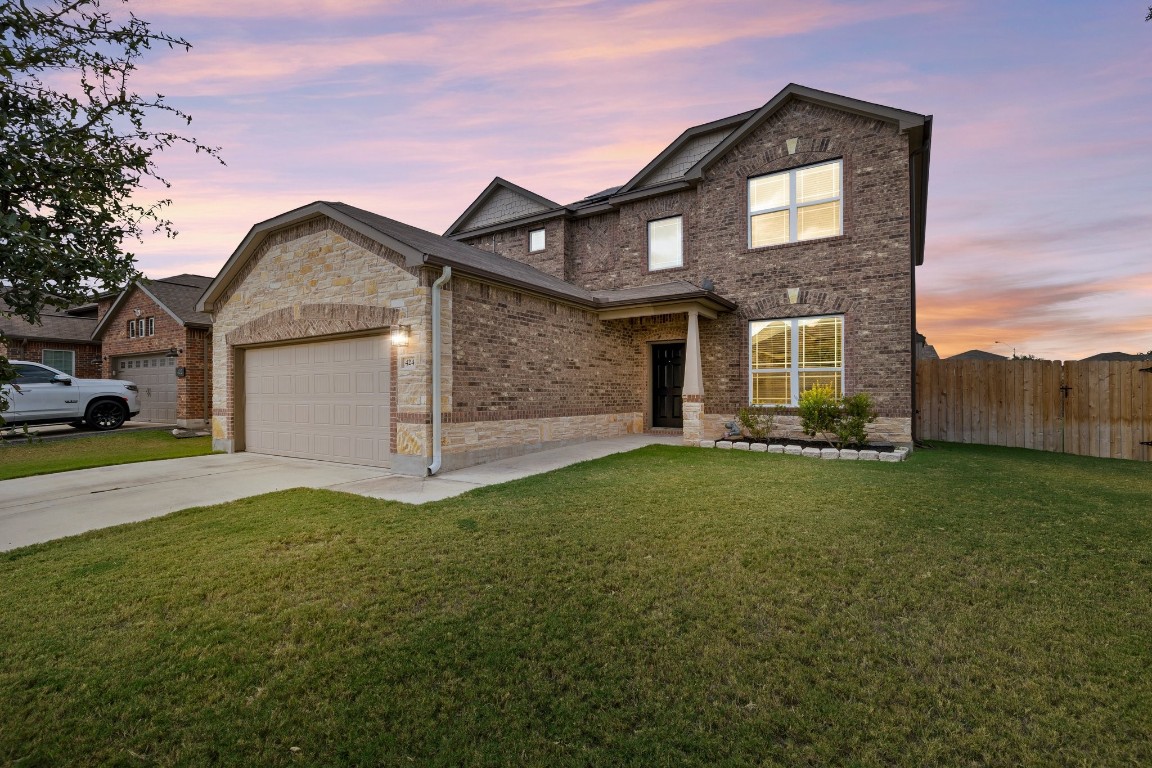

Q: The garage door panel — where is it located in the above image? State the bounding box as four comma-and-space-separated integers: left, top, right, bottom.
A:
113, 354, 177, 423
243, 335, 390, 468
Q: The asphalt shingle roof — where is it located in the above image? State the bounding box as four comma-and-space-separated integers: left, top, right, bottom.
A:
142, 275, 214, 326
0, 302, 98, 343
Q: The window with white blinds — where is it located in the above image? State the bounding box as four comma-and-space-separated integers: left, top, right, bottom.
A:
749, 315, 843, 405
648, 216, 683, 270
749, 160, 842, 248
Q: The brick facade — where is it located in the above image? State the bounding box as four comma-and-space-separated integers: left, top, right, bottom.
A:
460, 99, 918, 444
98, 287, 212, 427
207, 89, 924, 472
0, 339, 102, 378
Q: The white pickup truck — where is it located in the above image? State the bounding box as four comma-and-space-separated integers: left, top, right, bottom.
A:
1, 360, 141, 431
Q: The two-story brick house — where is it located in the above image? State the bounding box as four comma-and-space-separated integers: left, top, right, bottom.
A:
92, 274, 214, 427
197, 84, 931, 474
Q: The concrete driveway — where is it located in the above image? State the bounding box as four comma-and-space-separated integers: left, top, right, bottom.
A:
0, 435, 679, 551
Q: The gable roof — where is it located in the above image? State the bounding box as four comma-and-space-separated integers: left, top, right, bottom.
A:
92, 274, 215, 340
615, 109, 754, 196
444, 83, 932, 263
444, 177, 562, 236
0, 302, 98, 344
685, 83, 930, 182
197, 201, 735, 317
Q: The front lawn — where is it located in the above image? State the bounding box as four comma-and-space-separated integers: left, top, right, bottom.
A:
0, 430, 212, 480
1, 443, 1149, 766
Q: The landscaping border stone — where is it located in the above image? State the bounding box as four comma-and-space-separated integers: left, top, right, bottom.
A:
696, 440, 908, 462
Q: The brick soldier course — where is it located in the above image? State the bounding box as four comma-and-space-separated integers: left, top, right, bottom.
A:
198, 83, 931, 474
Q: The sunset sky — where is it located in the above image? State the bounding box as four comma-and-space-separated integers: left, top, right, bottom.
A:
122, 0, 1151, 360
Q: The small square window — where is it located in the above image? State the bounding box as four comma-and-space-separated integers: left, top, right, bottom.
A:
648, 216, 683, 271
529, 228, 546, 253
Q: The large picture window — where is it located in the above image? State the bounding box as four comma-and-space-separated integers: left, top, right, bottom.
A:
749, 315, 843, 405
749, 160, 842, 248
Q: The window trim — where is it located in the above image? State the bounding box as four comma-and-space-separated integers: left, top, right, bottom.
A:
748, 315, 844, 407
40, 350, 76, 376
647, 214, 684, 271
146, 316, 155, 336
528, 228, 546, 253
748, 159, 843, 249
128, 319, 136, 338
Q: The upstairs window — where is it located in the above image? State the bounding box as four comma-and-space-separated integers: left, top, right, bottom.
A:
749, 160, 842, 248
648, 216, 683, 271
529, 228, 546, 252
749, 315, 843, 406
128, 320, 136, 338
146, 317, 155, 336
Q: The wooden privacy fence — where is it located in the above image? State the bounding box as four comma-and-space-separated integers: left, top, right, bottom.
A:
916, 360, 1152, 461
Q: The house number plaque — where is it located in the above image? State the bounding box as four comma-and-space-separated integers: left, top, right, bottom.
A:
401, 356, 417, 371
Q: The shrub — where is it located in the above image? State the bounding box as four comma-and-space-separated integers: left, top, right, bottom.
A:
798, 386, 877, 448
736, 404, 777, 441
797, 385, 840, 445
835, 392, 877, 448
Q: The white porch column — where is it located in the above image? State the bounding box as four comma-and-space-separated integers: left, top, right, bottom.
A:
683, 309, 703, 397
682, 309, 704, 444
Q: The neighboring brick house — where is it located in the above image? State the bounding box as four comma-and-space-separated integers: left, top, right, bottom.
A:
197, 84, 931, 474
91, 274, 214, 427
0, 303, 102, 378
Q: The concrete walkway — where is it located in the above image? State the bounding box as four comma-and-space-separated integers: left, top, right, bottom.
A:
0, 434, 680, 551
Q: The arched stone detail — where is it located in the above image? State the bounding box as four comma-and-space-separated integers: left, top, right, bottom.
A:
740, 289, 857, 320
226, 303, 399, 347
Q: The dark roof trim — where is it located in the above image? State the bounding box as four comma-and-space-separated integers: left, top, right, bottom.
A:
446, 206, 569, 242
92, 281, 185, 339
406, 251, 593, 305
443, 177, 562, 237
909, 117, 932, 266
602, 180, 692, 206
615, 109, 754, 196
686, 83, 929, 182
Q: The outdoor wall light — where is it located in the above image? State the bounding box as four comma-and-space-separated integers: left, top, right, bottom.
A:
391, 325, 411, 347
165, 347, 182, 358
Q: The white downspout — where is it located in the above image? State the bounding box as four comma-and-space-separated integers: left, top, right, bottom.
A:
427, 266, 452, 475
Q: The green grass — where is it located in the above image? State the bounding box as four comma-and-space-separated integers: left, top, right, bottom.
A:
0, 430, 212, 480
1, 443, 1150, 766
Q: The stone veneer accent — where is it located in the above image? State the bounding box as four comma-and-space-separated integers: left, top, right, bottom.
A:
209, 219, 433, 467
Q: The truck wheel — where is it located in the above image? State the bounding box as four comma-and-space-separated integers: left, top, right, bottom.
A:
86, 400, 127, 431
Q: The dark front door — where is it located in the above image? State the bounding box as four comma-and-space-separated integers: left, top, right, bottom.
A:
651, 343, 685, 428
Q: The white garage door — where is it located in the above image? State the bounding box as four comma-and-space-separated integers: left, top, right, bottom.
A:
115, 354, 177, 423
243, 336, 391, 468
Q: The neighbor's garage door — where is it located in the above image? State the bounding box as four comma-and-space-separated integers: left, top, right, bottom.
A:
115, 354, 177, 422
243, 336, 391, 468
